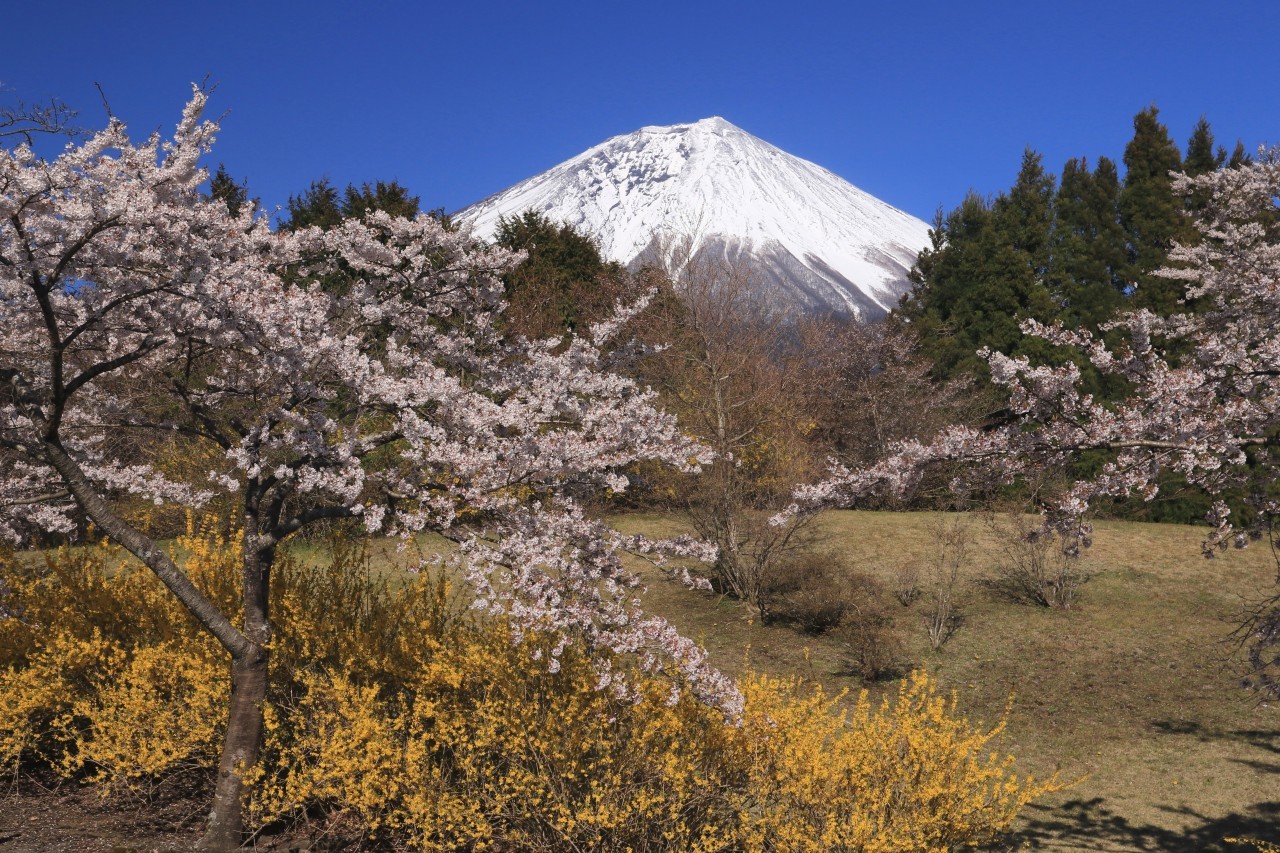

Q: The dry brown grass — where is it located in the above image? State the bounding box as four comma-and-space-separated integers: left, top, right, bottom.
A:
613, 510, 1280, 852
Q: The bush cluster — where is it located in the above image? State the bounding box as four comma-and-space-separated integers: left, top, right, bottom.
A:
0, 522, 1056, 851
764, 553, 906, 681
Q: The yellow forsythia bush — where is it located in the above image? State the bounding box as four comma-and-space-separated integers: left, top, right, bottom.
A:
249, 631, 743, 852
729, 672, 1045, 852
0, 523, 1057, 851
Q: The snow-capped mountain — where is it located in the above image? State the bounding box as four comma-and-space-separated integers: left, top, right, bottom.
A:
454, 117, 930, 319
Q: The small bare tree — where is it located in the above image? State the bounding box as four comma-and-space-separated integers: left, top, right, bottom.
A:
0, 84, 80, 142
890, 560, 923, 607
636, 253, 823, 619
795, 316, 984, 488
924, 516, 971, 651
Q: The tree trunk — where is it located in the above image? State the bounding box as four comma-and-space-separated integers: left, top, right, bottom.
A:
197, 521, 276, 851
42, 437, 266, 849
198, 650, 268, 851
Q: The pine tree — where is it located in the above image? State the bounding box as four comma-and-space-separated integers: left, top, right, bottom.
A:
1229, 139, 1253, 169
1183, 117, 1225, 177
281, 178, 343, 231
994, 148, 1055, 276
901, 185, 1055, 382
1183, 117, 1226, 213
494, 210, 630, 339
1119, 106, 1189, 314
341, 180, 420, 221
282, 178, 425, 232
208, 164, 250, 217
1047, 156, 1127, 331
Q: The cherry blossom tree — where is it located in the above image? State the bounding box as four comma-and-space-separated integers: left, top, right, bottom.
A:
791, 148, 1280, 697
0, 88, 736, 850
0, 83, 80, 143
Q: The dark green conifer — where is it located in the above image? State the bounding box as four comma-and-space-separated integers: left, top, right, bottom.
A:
494, 209, 629, 339
1118, 106, 1189, 314
1183, 117, 1225, 177
341, 180, 420, 221
208, 164, 251, 217
281, 178, 343, 231
1047, 156, 1126, 331
281, 178, 426, 232
1228, 139, 1253, 169
1183, 117, 1227, 213
901, 185, 1055, 381
993, 148, 1055, 277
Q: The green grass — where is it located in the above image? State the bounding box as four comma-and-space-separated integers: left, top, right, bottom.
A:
611, 510, 1280, 852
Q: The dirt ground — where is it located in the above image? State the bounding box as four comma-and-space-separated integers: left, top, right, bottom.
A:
0, 772, 203, 852
0, 773, 362, 853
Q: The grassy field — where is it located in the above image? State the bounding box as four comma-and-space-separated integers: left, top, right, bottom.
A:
612, 510, 1280, 852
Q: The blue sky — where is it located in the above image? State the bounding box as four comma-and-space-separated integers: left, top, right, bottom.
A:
4, 0, 1275, 223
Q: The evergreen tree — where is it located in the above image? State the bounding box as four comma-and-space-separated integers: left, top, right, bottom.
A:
1090, 156, 1129, 291
1047, 157, 1127, 332
494, 210, 630, 339
1119, 106, 1189, 314
208, 164, 251, 217
1229, 139, 1253, 169
1183, 117, 1225, 177
281, 178, 426, 232
993, 148, 1055, 276
901, 186, 1055, 382
1183, 117, 1226, 213
342, 180, 420, 221
281, 178, 343, 231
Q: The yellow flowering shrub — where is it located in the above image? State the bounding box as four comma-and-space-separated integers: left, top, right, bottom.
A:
0, 629, 119, 771
63, 641, 226, 785
252, 631, 741, 852
0, 522, 1057, 850
728, 671, 1048, 851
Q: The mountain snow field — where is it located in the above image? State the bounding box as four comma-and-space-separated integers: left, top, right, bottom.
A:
455, 117, 931, 319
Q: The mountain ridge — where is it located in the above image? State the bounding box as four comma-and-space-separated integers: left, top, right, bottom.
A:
455, 117, 930, 318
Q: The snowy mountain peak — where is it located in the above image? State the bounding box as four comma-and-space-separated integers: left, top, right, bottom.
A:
455, 118, 930, 319
637, 116, 734, 135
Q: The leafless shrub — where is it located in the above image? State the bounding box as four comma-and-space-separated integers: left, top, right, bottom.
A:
762, 551, 850, 633
763, 552, 906, 680
833, 591, 907, 681
923, 516, 971, 651
890, 560, 923, 607
984, 512, 1091, 609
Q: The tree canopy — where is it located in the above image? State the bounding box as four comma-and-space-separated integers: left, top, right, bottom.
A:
279, 176, 422, 231
493, 209, 631, 339
899, 107, 1244, 389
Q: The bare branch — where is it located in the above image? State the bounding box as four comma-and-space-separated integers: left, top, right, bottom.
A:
0, 85, 81, 143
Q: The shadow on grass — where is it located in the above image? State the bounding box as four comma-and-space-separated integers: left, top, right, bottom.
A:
1011, 797, 1280, 851
1009, 721, 1280, 850
1152, 719, 1280, 775
1153, 719, 1280, 748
